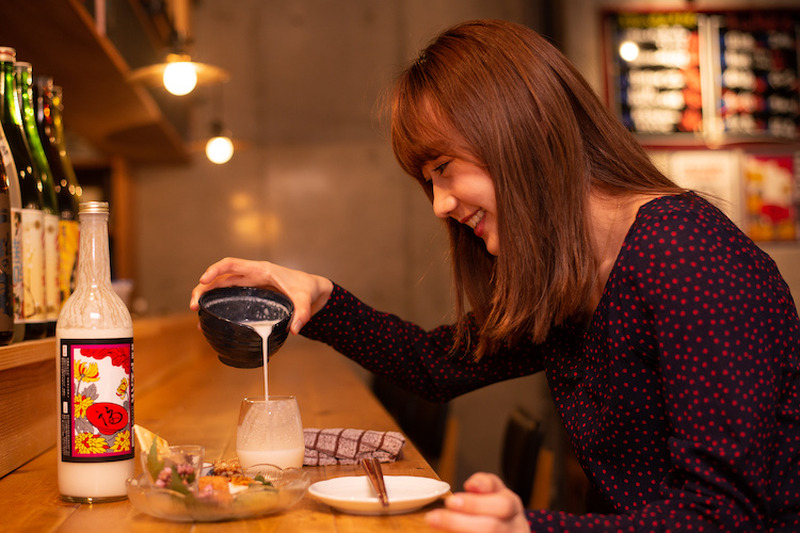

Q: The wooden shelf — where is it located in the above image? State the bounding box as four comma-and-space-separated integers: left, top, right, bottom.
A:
0, 0, 189, 164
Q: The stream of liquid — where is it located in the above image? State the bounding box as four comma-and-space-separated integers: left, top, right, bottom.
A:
244, 319, 279, 399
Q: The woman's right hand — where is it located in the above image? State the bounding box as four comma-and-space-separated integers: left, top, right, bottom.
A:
188, 257, 334, 335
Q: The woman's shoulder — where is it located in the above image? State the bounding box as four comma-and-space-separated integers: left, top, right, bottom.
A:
633, 191, 740, 238
626, 191, 778, 272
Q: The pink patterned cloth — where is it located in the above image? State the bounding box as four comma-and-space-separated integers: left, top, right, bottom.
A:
303, 428, 406, 466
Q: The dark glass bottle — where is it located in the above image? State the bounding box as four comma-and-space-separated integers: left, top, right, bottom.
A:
0, 142, 14, 345
0, 47, 46, 340
17, 62, 59, 336
0, 75, 22, 344
35, 79, 80, 308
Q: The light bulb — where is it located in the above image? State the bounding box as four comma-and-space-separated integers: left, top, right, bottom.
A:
162, 61, 198, 96
619, 41, 640, 62
205, 135, 234, 164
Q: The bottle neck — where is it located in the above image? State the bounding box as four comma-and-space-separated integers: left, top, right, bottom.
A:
1, 62, 21, 127
76, 211, 112, 289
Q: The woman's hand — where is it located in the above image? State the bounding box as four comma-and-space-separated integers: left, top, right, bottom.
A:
189, 257, 334, 335
426, 473, 529, 533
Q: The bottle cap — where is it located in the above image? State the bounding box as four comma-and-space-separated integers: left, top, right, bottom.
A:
79, 201, 109, 214
0, 47, 15, 63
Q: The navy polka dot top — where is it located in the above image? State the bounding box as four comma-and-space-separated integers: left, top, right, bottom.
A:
301, 193, 800, 531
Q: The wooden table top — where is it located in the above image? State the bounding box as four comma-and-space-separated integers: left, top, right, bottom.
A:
0, 315, 445, 532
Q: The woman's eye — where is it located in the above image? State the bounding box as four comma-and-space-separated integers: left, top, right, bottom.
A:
434, 161, 450, 174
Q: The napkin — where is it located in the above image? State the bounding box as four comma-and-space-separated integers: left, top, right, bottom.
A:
303, 428, 406, 466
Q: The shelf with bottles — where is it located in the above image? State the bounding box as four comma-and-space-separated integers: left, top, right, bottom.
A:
0, 0, 189, 164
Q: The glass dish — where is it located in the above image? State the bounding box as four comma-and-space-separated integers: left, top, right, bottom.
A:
127, 464, 310, 522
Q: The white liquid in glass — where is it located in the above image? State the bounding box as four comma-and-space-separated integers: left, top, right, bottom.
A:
237, 447, 305, 470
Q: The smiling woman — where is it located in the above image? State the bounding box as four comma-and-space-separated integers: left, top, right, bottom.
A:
190, 19, 800, 533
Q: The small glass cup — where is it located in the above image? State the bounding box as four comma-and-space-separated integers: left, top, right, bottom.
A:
145, 444, 204, 491
236, 396, 304, 470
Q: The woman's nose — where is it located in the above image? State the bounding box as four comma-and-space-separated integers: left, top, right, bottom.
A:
431, 184, 457, 219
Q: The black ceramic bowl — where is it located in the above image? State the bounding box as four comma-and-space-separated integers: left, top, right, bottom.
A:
198, 286, 294, 368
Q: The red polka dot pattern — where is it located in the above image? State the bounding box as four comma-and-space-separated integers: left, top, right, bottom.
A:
302, 193, 800, 531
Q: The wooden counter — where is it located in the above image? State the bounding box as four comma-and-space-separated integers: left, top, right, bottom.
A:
0, 314, 445, 531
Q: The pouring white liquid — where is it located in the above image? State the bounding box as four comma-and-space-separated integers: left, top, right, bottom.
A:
236, 319, 304, 469
244, 319, 279, 399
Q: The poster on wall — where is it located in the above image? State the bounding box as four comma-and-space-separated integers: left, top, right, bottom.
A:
743, 153, 800, 241
668, 150, 741, 226
604, 9, 800, 140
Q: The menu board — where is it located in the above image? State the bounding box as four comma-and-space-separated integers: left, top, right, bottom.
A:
607, 12, 702, 135
719, 11, 799, 139
605, 9, 800, 140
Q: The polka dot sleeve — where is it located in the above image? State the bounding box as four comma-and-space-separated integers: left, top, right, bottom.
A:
301, 284, 549, 402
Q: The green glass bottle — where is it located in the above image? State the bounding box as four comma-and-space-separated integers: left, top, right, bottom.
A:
0, 47, 46, 340
0, 76, 22, 344
35, 80, 80, 308
17, 62, 59, 336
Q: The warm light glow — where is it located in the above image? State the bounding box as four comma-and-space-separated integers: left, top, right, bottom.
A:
162, 61, 198, 95
619, 41, 640, 62
205, 135, 234, 164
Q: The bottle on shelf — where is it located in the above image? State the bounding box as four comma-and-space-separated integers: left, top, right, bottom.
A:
0, 47, 46, 340
34, 79, 80, 309
0, 90, 22, 344
0, 141, 14, 345
56, 201, 133, 503
16, 62, 59, 336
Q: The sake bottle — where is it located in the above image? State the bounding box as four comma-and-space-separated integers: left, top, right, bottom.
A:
0, 47, 46, 340
0, 86, 23, 343
56, 201, 133, 503
16, 62, 59, 335
0, 147, 14, 344
35, 80, 80, 307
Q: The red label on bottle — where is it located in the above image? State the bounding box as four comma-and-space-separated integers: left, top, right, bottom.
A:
60, 338, 134, 462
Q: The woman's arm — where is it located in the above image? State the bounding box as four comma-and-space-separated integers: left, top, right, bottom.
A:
300, 283, 550, 402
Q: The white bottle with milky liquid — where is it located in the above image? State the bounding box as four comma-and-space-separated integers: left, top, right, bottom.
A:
56, 201, 133, 502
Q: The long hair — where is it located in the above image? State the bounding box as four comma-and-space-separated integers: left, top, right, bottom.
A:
391, 20, 681, 358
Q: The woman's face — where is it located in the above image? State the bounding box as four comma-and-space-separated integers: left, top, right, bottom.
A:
422, 156, 499, 255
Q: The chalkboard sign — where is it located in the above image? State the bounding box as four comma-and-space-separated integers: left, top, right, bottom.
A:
718, 11, 799, 139
605, 9, 800, 141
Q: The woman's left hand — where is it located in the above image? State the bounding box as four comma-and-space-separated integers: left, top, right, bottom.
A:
425, 473, 529, 532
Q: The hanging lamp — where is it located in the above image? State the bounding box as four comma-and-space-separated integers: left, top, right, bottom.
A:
128, 0, 229, 95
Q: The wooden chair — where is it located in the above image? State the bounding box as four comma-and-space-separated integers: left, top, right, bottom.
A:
502, 406, 551, 507
371, 375, 457, 484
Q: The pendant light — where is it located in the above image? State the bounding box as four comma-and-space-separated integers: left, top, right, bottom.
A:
205, 120, 234, 164
128, 0, 228, 95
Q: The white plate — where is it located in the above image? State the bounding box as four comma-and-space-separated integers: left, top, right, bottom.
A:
308, 475, 450, 515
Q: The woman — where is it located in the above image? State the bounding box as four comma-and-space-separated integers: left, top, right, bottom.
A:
190, 20, 800, 532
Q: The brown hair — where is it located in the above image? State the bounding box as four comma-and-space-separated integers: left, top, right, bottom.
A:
391, 20, 681, 358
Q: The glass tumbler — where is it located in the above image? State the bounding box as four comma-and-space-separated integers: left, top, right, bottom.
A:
236, 396, 304, 469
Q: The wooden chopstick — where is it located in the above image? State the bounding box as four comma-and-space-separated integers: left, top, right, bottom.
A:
361, 457, 389, 507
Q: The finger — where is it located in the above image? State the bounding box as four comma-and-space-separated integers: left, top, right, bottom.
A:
445, 490, 523, 521
426, 508, 509, 533
463, 472, 506, 494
